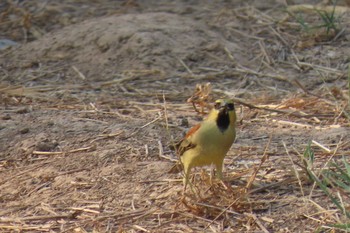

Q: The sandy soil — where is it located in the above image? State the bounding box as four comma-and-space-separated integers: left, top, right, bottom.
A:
1, 0, 350, 232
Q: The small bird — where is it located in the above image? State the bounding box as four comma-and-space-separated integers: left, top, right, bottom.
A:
175, 99, 237, 191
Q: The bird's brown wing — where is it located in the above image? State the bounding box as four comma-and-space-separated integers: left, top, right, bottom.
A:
168, 124, 200, 174
177, 124, 200, 156
184, 123, 201, 139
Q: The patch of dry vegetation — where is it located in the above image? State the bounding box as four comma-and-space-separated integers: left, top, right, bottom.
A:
1, 0, 350, 232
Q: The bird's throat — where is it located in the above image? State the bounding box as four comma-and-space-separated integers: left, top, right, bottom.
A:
216, 109, 230, 133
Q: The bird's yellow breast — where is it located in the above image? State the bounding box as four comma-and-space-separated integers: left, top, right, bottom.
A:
181, 121, 235, 168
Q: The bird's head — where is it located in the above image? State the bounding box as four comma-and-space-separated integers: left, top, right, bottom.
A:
208, 99, 236, 132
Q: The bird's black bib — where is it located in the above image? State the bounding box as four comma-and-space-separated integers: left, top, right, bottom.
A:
216, 110, 230, 133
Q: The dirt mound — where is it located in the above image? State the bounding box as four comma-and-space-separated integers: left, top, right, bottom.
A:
3, 12, 242, 83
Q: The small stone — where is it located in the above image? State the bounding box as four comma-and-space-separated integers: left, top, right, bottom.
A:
20, 128, 30, 134
36, 140, 58, 151
16, 108, 29, 114
0, 39, 19, 50
47, 121, 55, 126
2, 114, 11, 120
180, 117, 189, 127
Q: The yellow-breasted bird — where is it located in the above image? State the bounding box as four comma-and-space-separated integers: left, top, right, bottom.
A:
174, 99, 237, 191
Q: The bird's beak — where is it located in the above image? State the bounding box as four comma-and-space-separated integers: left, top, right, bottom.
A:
220, 104, 229, 114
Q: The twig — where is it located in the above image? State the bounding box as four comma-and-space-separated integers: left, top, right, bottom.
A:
0, 225, 51, 231
258, 40, 272, 64
272, 119, 312, 128
90, 131, 123, 144
249, 177, 298, 194
0, 212, 79, 223
124, 112, 162, 139
224, 47, 236, 63
311, 140, 331, 153
95, 208, 155, 222
230, 28, 263, 40
268, 25, 289, 47
69, 207, 100, 214
140, 112, 162, 129
293, 79, 322, 98
194, 202, 241, 216
133, 225, 150, 233
71, 65, 86, 80
234, 65, 293, 85
0, 161, 51, 185
297, 62, 344, 76
204, 197, 242, 229
177, 210, 217, 224
246, 135, 271, 190
229, 96, 333, 118
162, 93, 169, 130
158, 140, 164, 159
31, 151, 63, 155
178, 58, 193, 75
245, 213, 270, 233
32, 145, 96, 155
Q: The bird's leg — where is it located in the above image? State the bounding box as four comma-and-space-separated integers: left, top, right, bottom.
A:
182, 175, 198, 201
215, 161, 224, 180
215, 161, 232, 191
182, 164, 192, 195
209, 165, 215, 185
182, 176, 188, 195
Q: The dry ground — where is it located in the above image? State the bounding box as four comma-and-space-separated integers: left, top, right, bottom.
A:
1, 0, 350, 232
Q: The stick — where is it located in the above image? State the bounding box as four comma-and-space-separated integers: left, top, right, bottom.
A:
32, 146, 95, 155
311, 140, 331, 153
0, 213, 79, 223
178, 58, 193, 75
246, 135, 271, 190
245, 213, 270, 233
71, 65, 86, 80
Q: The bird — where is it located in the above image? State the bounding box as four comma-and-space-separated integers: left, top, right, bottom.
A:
175, 98, 237, 192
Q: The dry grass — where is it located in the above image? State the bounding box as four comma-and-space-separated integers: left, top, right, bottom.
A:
1, 0, 350, 232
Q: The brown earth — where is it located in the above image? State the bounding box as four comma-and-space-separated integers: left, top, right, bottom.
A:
1, 0, 350, 232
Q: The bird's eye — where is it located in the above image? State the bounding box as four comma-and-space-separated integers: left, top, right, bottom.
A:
214, 102, 221, 110
227, 103, 234, 110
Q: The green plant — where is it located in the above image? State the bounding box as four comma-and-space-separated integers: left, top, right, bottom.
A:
293, 12, 310, 32
323, 156, 350, 191
314, 2, 340, 35
302, 143, 350, 230
289, 0, 342, 36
